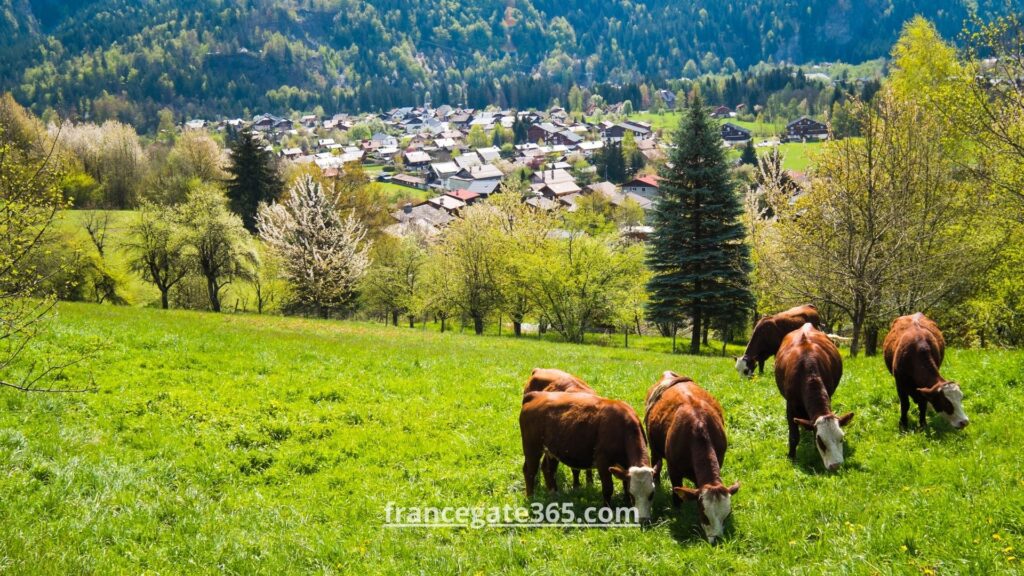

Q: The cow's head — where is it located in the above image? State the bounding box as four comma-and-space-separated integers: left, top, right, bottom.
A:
794, 413, 854, 471
917, 382, 969, 429
674, 481, 740, 543
610, 465, 656, 524
734, 355, 756, 378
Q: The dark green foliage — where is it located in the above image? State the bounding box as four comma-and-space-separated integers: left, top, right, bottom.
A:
646, 97, 754, 354
225, 130, 283, 232
740, 140, 757, 165
0, 1, 1004, 125
593, 141, 626, 184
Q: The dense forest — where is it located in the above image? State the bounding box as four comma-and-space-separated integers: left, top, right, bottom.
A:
0, 0, 1005, 128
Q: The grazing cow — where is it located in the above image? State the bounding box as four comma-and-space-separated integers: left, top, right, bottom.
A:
645, 371, 740, 543
520, 391, 656, 523
775, 323, 854, 470
736, 304, 821, 377
883, 313, 969, 430
524, 368, 597, 487
523, 368, 596, 395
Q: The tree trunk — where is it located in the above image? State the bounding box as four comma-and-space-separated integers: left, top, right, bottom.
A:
160, 289, 170, 310
440, 317, 447, 333
408, 316, 415, 329
864, 323, 880, 357
473, 316, 484, 335
207, 278, 221, 313
721, 328, 729, 357
391, 311, 399, 327
671, 325, 677, 354
513, 321, 522, 337
702, 323, 710, 346
850, 311, 864, 358
690, 311, 702, 355
624, 329, 629, 349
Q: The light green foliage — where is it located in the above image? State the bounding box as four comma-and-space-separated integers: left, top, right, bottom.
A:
1, 303, 1022, 573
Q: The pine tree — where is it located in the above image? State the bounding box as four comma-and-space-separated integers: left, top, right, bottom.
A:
646, 96, 754, 354
740, 139, 757, 165
226, 129, 284, 232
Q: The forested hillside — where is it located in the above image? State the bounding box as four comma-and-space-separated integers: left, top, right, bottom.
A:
0, 0, 1005, 127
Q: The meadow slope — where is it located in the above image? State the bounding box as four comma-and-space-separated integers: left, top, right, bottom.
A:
1, 303, 1022, 575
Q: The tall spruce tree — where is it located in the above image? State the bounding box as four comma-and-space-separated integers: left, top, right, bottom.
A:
646, 97, 754, 354
226, 129, 284, 232
740, 139, 757, 165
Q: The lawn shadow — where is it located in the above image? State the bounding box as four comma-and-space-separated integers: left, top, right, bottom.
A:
654, 488, 739, 546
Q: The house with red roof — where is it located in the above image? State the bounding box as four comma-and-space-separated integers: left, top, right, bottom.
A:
622, 175, 661, 200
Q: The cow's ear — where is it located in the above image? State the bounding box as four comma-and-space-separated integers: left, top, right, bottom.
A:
837, 412, 854, 427
916, 384, 941, 398
793, 417, 815, 430
609, 466, 629, 480
727, 481, 741, 495
673, 486, 700, 501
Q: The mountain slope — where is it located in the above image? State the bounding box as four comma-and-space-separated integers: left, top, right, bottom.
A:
0, 0, 1004, 126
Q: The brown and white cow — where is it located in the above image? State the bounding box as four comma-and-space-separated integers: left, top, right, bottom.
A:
645, 371, 740, 543
520, 391, 657, 522
883, 313, 968, 430
524, 368, 597, 487
775, 323, 853, 470
736, 304, 821, 377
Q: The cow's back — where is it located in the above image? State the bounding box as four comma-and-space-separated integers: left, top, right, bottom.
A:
524, 368, 595, 394
750, 304, 821, 358
520, 392, 639, 470
775, 324, 843, 399
648, 382, 727, 464
883, 314, 945, 380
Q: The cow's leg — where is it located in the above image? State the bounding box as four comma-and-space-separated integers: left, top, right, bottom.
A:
668, 465, 684, 508
598, 466, 615, 508
650, 446, 664, 486
786, 405, 800, 460
758, 359, 765, 375
523, 448, 541, 498
918, 400, 928, 429
541, 455, 559, 493
898, 390, 910, 430
585, 469, 594, 486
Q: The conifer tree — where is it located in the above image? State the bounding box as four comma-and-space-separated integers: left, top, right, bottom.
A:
740, 139, 757, 165
226, 129, 284, 232
646, 97, 754, 353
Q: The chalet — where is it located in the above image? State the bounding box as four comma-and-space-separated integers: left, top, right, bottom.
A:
389, 202, 454, 236
476, 146, 502, 163
318, 138, 337, 148
525, 196, 561, 212
622, 175, 661, 200
185, 119, 207, 130
370, 133, 398, 148
462, 179, 501, 197
281, 147, 303, 159
301, 114, 318, 127
786, 117, 829, 141
430, 161, 460, 188
447, 164, 504, 190
454, 153, 482, 171
427, 195, 467, 214
446, 189, 482, 206
403, 150, 432, 167
657, 90, 677, 110
531, 168, 575, 186
392, 174, 428, 190
528, 123, 561, 144
711, 106, 733, 119
601, 122, 651, 142
577, 140, 604, 154
721, 123, 752, 145
538, 180, 582, 198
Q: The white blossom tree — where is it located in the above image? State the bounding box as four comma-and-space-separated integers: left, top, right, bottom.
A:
257, 175, 371, 317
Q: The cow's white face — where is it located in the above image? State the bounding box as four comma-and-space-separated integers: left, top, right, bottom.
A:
735, 356, 755, 378
940, 383, 969, 429
814, 416, 846, 471
700, 491, 733, 543
627, 466, 656, 523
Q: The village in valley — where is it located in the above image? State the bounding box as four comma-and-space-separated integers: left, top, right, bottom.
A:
183, 99, 829, 240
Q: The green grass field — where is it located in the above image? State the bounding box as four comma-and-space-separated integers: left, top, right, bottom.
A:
1, 303, 1022, 574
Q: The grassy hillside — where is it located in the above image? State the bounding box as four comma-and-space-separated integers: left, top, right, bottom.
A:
1, 303, 1022, 574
